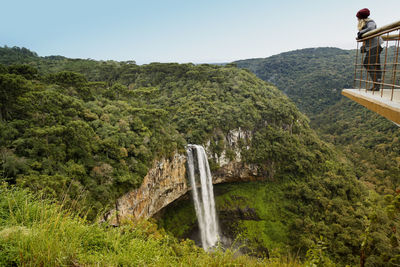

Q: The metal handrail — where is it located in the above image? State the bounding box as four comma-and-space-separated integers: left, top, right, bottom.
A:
358, 20, 400, 41
354, 79, 400, 89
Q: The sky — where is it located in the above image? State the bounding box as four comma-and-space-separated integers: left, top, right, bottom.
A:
1, 0, 399, 64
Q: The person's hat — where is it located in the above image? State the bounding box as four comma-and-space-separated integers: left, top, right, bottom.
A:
356, 8, 370, 19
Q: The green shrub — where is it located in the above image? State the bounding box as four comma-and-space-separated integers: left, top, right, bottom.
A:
0, 184, 302, 266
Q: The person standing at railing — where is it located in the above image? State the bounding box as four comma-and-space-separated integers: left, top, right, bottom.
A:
356, 8, 384, 91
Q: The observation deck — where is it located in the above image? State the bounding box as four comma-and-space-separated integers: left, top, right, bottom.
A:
342, 20, 400, 124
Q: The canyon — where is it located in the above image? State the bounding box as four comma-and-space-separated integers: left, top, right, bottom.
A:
104, 129, 263, 224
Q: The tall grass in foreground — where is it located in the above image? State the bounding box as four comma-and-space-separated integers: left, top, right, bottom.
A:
0, 184, 301, 266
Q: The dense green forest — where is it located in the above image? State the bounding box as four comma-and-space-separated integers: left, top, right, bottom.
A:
235, 47, 400, 265
0, 46, 314, 217
235, 47, 400, 194
313, 98, 400, 194
235, 48, 355, 115
1, 46, 399, 266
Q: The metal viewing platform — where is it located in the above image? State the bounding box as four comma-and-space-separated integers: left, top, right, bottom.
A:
342, 20, 400, 124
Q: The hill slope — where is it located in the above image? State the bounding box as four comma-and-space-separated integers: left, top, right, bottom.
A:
235, 46, 400, 193
0, 46, 329, 218
235, 47, 400, 265
1, 46, 399, 265
235, 47, 355, 116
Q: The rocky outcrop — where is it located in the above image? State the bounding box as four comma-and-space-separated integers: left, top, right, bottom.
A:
211, 128, 261, 184
105, 128, 263, 224
105, 153, 188, 224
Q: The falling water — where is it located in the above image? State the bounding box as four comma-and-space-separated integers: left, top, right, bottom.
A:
186, 144, 220, 250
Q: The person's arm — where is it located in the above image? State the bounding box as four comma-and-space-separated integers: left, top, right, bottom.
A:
358, 20, 376, 38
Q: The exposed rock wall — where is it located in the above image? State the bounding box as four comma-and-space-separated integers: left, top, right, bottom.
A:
105, 153, 188, 224
210, 127, 259, 184
106, 129, 262, 223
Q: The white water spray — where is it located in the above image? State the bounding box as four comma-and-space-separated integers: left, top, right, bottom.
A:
186, 144, 220, 250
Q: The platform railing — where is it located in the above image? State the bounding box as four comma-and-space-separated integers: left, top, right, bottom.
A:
354, 20, 400, 101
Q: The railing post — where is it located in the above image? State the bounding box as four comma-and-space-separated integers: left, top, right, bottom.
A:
360, 44, 365, 90
390, 30, 400, 101
354, 42, 359, 89
381, 33, 389, 98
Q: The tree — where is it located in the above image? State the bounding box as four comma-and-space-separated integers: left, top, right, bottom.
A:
45, 71, 87, 88
7, 64, 38, 80
0, 73, 30, 120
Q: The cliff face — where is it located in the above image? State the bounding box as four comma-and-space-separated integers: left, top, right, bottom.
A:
210, 128, 260, 184
106, 129, 262, 223
105, 153, 188, 224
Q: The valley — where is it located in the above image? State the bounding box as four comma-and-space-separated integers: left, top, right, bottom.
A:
0, 46, 399, 266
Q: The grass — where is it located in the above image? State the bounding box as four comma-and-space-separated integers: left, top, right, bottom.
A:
215, 181, 292, 251
0, 183, 302, 266
158, 180, 300, 261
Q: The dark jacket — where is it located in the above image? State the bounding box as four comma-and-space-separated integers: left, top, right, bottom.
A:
359, 19, 383, 51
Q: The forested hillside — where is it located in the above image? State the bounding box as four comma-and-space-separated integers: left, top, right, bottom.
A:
236, 47, 400, 265
313, 98, 400, 193
235, 47, 400, 193
1, 46, 399, 266
235, 48, 354, 115
0, 46, 316, 217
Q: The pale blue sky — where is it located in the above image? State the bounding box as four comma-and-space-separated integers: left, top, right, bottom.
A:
1, 0, 399, 64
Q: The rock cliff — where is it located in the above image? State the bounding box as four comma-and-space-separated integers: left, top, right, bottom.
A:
105, 129, 262, 224
105, 153, 188, 224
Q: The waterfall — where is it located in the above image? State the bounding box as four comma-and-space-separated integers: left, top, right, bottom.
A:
186, 144, 220, 250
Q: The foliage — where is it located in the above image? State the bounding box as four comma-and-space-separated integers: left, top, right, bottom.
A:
313, 98, 400, 195
0, 61, 184, 219
304, 237, 336, 267
160, 161, 371, 266
0, 72, 31, 120
0, 47, 323, 221
382, 192, 400, 265
1, 46, 396, 266
236, 47, 400, 195
0, 46, 38, 65
235, 47, 355, 115
236, 46, 400, 266
1, 184, 297, 266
